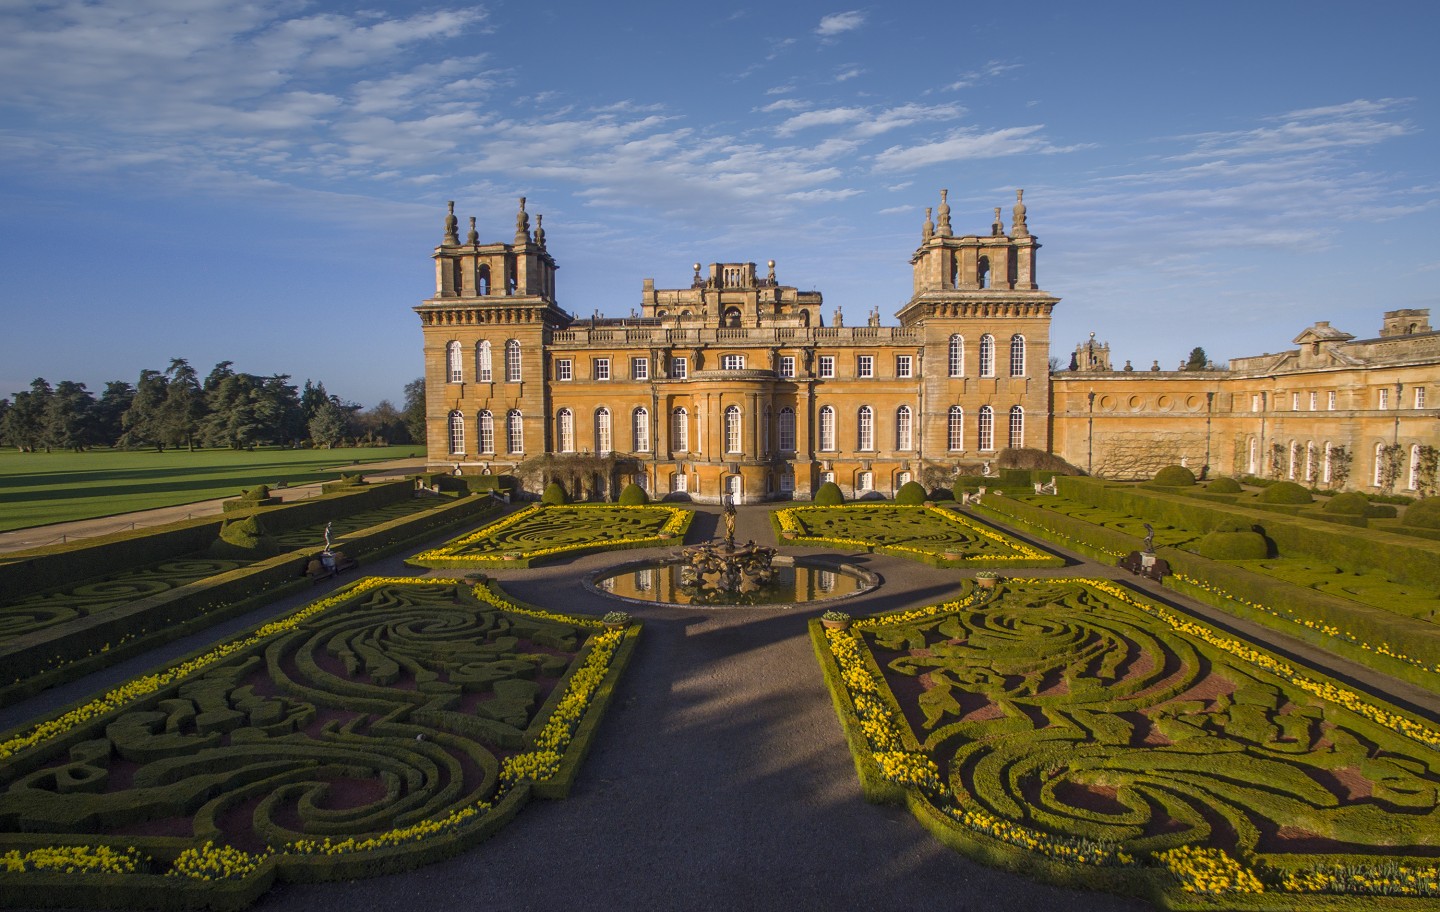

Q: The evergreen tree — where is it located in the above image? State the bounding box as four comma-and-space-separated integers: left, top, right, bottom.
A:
161, 358, 206, 450
0, 398, 9, 448
95, 381, 135, 446
300, 379, 329, 424
308, 397, 349, 448
402, 378, 426, 446
203, 372, 263, 449
121, 369, 169, 450
3, 379, 53, 452
1185, 347, 1209, 371
257, 375, 303, 445
46, 380, 97, 452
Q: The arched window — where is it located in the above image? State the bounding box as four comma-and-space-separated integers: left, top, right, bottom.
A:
1009, 405, 1024, 448
1322, 441, 1333, 485
477, 265, 490, 295
1409, 443, 1422, 490
762, 405, 771, 454
1010, 334, 1026, 377
556, 409, 575, 453
477, 340, 492, 382
506, 410, 523, 454
818, 405, 835, 452
672, 408, 688, 453
724, 405, 742, 454
724, 307, 742, 327
447, 341, 463, 383
504, 339, 521, 382
948, 406, 964, 451
895, 405, 912, 451
595, 407, 612, 454
978, 405, 994, 451
857, 406, 874, 451
1374, 442, 1385, 487
633, 407, 650, 453
1248, 438, 1259, 474
1305, 441, 1316, 483
948, 334, 964, 377
778, 407, 796, 452
1288, 440, 1298, 479
977, 255, 990, 289
477, 410, 494, 453
447, 410, 464, 454
978, 334, 995, 377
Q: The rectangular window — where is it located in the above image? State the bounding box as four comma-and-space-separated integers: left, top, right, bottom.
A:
779, 470, 794, 493
1291, 392, 1299, 411
1379, 387, 1389, 409
1328, 390, 1337, 410
895, 355, 912, 378
671, 356, 688, 379
858, 471, 873, 492
722, 354, 745, 370
779, 356, 795, 378
1418, 387, 1427, 409
631, 357, 648, 381
1309, 391, 1317, 411
594, 358, 611, 381
857, 355, 874, 378
1251, 394, 1260, 413
556, 359, 572, 382
818, 356, 835, 379
672, 473, 688, 493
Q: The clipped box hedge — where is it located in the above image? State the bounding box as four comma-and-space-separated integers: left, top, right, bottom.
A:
0, 493, 498, 706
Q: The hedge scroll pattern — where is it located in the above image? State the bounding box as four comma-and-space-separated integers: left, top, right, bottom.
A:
0, 578, 630, 908
410, 504, 691, 568
821, 578, 1440, 903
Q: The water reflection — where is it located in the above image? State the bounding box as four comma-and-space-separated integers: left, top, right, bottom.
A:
595, 561, 867, 606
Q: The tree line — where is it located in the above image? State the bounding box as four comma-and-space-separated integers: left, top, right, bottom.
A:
0, 359, 426, 453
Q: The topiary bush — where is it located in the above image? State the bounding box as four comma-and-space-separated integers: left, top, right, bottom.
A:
210, 515, 278, 557
1323, 492, 1369, 516
1207, 476, 1243, 494
1403, 497, 1440, 529
541, 482, 568, 505
1259, 481, 1312, 504
1152, 465, 1197, 486
243, 484, 270, 500
928, 487, 955, 502
813, 481, 845, 505
895, 481, 927, 504
617, 482, 649, 505
1195, 526, 1268, 560
1210, 516, 1253, 533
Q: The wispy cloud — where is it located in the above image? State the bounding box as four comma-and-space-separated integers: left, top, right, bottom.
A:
942, 61, 1021, 92
775, 103, 961, 138
1170, 97, 1414, 161
816, 10, 865, 38
873, 124, 1080, 170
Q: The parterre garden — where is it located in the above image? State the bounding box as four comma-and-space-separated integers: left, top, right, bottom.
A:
0, 577, 635, 911
772, 504, 1063, 568
815, 577, 1440, 906
409, 503, 691, 568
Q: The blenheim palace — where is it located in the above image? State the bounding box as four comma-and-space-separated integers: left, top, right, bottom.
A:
417, 194, 1439, 503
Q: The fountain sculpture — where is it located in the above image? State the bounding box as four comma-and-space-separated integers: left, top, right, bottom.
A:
675, 495, 777, 595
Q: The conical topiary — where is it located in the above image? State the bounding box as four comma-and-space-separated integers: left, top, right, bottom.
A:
813, 481, 844, 505
541, 481, 568, 505
618, 482, 649, 505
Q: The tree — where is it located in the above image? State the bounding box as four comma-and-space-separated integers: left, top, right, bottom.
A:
3, 378, 53, 452
1185, 347, 1208, 371
161, 358, 206, 450
256, 375, 303, 445
203, 372, 263, 449
95, 381, 135, 447
356, 399, 407, 445
308, 397, 349, 448
121, 369, 168, 450
0, 398, 9, 448
300, 379, 330, 425
46, 380, 98, 452
402, 378, 426, 446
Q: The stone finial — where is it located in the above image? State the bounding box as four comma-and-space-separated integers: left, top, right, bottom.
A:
1012, 189, 1029, 237
443, 201, 459, 245
923, 207, 934, 241
936, 189, 952, 237
514, 196, 530, 243
834, 306, 844, 327
767, 259, 776, 283
992, 207, 1004, 236
535, 213, 546, 249
466, 216, 479, 245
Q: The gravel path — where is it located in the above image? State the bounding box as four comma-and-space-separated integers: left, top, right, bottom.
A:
4, 500, 1435, 911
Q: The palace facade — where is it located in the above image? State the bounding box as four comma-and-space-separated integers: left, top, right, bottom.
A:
416, 194, 1439, 500
416, 192, 1053, 503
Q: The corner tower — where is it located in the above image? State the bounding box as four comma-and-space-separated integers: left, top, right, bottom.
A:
415, 198, 572, 472
897, 190, 1059, 457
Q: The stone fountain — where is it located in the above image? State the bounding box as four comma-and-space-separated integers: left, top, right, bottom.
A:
675, 495, 777, 595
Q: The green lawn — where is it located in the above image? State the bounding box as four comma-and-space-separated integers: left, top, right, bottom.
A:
0, 446, 422, 532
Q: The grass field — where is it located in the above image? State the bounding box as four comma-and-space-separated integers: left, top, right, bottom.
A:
0, 446, 422, 532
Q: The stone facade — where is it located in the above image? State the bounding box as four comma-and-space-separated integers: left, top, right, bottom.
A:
416, 192, 1054, 503
1050, 312, 1440, 493
416, 193, 1439, 499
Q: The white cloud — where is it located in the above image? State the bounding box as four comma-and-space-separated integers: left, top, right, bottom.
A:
835, 67, 863, 82
873, 125, 1077, 170
816, 10, 865, 37
759, 98, 807, 113
1171, 97, 1414, 161
775, 106, 867, 136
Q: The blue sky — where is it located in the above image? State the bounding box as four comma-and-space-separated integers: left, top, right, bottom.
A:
2, 1, 1436, 407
